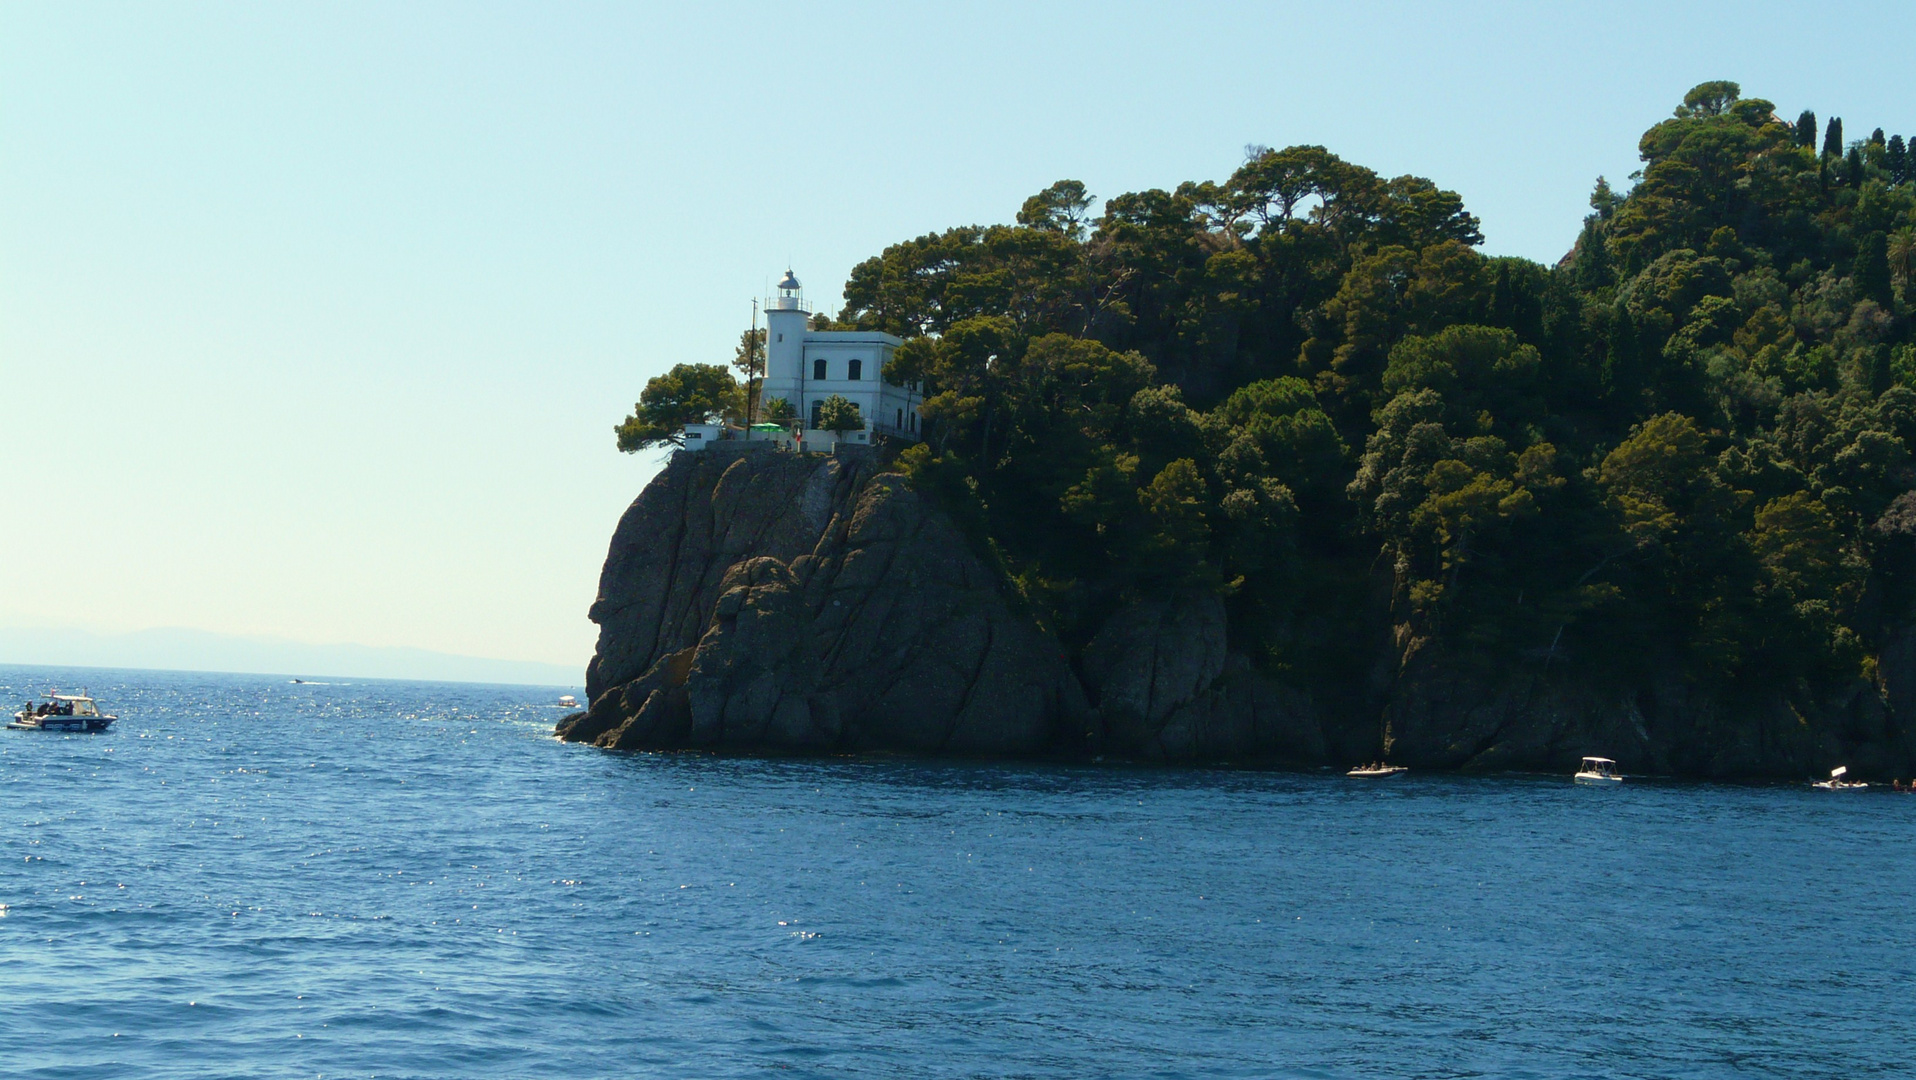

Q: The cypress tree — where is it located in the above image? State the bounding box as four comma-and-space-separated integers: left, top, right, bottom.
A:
1847, 145, 1867, 187
1855, 231, 1893, 307
1824, 116, 1844, 158
1573, 217, 1614, 292
1891, 135, 1910, 184
1871, 128, 1887, 145
1795, 110, 1817, 149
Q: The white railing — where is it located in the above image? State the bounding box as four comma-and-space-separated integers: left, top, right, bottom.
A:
766, 294, 812, 314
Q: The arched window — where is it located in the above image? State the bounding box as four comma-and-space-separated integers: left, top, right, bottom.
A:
848, 358, 862, 381
810, 400, 823, 429
812, 358, 827, 381
895, 408, 903, 430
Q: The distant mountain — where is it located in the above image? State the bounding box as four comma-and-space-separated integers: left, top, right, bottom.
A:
0, 625, 581, 687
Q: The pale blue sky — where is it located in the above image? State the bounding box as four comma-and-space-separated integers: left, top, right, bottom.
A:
4, 1, 1912, 671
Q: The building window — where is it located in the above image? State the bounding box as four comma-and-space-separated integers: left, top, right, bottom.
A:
910, 411, 917, 432
810, 400, 823, 429
895, 408, 903, 429
813, 358, 827, 381
848, 358, 862, 381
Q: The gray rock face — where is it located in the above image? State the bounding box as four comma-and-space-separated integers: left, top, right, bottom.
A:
563, 444, 1915, 777
1376, 628, 1916, 778
562, 448, 1089, 755
1079, 591, 1227, 730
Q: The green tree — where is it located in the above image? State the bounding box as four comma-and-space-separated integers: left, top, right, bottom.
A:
733, 326, 767, 420
1855, 231, 1894, 307
1017, 180, 1094, 238
615, 363, 743, 452
1381, 324, 1544, 432
1594, 412, 1729, 544
1136, 458, 1213, 583
1676, 80, 1740, 118
806, 82, 1916, 739
1889, 228, 1915, 295
1210, 376, 1346, 506
1750, 491, 1852, 605
1795, 109, 1817, 149
817, 394, 862, 437
760, 396, 796, 421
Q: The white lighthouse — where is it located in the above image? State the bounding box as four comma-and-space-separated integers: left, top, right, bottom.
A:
757, 270, 923, 443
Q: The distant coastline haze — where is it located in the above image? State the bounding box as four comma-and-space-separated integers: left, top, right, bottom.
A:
4, 1, 1912, 671
0, 626, 579, 686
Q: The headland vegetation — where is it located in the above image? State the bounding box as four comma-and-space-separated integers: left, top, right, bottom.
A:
568, 83, 1916, 779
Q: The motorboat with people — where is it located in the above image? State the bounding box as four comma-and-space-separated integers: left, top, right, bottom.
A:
9, 692, 117, 733
1346, 762, 1407, 777
1811, 766, 1867, 790
1573, 757, 1623, 784
557, 694, 578, 709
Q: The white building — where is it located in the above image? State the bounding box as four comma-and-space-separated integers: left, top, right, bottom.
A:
758, 271, 923, 442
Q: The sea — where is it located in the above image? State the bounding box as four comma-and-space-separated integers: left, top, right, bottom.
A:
1, 665, 1911, 1080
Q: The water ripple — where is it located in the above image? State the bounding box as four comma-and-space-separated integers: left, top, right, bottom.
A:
2, 666, 1913, 1078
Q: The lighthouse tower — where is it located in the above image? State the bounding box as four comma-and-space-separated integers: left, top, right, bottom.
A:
763, 269, 810, 392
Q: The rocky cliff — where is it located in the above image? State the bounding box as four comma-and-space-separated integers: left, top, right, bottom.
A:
562, 447, 1086, 755
562, 446, 1916, 778
560, 446, 1328, 761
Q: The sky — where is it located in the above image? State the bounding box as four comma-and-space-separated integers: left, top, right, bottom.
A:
4, 1, 1914, 675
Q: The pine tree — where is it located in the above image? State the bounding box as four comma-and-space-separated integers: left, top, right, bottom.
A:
1890, 135, 1910, 184
1824, 116, 1844, 158
1795, 110, 1817, 149
1589, 176, 1622, 220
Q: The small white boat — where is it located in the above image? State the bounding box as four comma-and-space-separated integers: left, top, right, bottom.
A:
1811, 766, 1867, 791
9, 692, 117, 733
557, 694, 578, 709
1346, 762, 1407, 777
1573, 756, 1622, 784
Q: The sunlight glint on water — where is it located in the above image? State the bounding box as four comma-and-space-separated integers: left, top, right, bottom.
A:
1, 666, 1911, 1079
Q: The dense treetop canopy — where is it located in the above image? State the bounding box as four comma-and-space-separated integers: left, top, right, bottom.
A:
626, 82, 1916, 715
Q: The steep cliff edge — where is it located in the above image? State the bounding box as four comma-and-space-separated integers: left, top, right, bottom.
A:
561, 447, 1091, 755
563, 446, 1916, 778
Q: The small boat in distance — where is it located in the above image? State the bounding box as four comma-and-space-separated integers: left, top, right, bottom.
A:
9, 692, 117, 733
1346, 763, 1407, 777
1812, 766, 1867, 790
557, 694, 578, 709
1574, 757, 1622, 784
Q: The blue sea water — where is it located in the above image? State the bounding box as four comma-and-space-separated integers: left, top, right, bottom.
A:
1, 666, 1912, 1079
